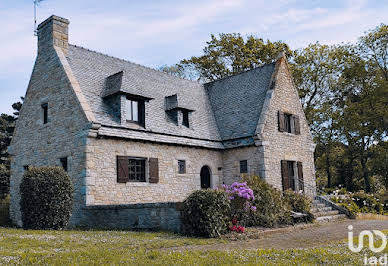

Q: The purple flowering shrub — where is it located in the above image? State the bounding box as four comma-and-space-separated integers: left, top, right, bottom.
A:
222, 182, 256, 226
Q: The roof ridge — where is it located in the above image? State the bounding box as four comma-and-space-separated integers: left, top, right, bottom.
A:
204, 62, 276, 85
68, 44, 201, 84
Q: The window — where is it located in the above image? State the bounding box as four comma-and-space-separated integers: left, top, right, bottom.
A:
23, 165, 30, 171
281, 160, 304, 192
129, 158, 146, 182
126, 99, 139, 122
240, 160, 248, 173
278, 111, 300, 135
182, 110, 189, 128
117, 156, 158, 183
284, 113, 292, 133
178, 160, 186, 174
60, 157, 68, 172
41, 103, 48, 124
126, 98, 145, 126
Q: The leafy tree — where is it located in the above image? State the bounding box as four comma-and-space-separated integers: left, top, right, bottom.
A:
179, 33, 291, 81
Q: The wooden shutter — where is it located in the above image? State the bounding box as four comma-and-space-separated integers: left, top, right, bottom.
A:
293, 115, 300, 135
297, 161, 304, 191
149, 158, 159, 183
278, 111, 285, 132
117, 156, 129, 183
281, 160, 289, 191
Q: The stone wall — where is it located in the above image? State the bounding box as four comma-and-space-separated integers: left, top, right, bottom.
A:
84, 137, 223, 205
221, 146, 264, 185
261, 58, 316, 194
79, 202, 182, 232
8, 45, 89, 227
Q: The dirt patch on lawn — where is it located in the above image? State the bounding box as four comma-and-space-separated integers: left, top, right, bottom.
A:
163, 219, 388, 251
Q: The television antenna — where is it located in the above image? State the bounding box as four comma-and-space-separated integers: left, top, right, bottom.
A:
34, 0, 45, 36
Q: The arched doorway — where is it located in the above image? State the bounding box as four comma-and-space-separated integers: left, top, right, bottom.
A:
200, 166, 211, 189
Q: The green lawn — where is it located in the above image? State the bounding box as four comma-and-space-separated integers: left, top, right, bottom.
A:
0, 228, 386, 265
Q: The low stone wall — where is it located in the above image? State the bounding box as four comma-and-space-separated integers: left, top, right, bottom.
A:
77, 202, 183, 232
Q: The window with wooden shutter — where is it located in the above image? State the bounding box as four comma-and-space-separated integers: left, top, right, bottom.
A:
278, 111, 285, 132
293, 115, 300, 135
149, 158, 159, 183
281, 160, 289, 191
297, 161, 304, 192
117, 156, 129, 183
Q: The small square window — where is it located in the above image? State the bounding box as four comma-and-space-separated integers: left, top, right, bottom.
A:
178, 160, 186, 174
240, 160, 248, 173
60, 157, 68, 172
41, 103, 48, 124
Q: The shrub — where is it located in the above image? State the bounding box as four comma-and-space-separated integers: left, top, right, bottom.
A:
223, 182, 256, 226
242, 175, 292, 227
329, 190, 385, 215
337, 201, 360, 218
20, 166, 73, 230
0, 165, 10, 200
283, 190, 314, 222
181, 189, 230, 238
352, 191, 384, 214
0, 196, 12, 226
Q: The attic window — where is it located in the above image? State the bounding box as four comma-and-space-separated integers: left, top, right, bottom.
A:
126, 98, 145, 126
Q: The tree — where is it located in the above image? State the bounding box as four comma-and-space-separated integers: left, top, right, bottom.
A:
179, 33, 291, 81
0, 97, 23, 169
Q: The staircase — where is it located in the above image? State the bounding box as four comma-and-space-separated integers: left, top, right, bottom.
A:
311, 198, 347, 222
299, 178, 349, 222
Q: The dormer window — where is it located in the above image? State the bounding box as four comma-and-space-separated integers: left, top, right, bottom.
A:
126, 98, 145, 126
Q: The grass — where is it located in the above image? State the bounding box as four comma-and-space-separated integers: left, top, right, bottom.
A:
0, 227, 386, 265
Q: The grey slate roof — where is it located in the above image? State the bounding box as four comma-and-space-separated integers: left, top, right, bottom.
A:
205, 64, 275, 140
66, 45, 275, 149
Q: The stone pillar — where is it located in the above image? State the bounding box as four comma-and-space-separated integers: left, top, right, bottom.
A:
37, 15, 69, 56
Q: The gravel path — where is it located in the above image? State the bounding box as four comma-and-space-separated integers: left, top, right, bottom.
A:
168, 219, 388, 251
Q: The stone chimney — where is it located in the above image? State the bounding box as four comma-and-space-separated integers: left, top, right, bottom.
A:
37, 15, 69, 56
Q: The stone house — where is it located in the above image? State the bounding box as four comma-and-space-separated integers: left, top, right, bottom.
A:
9, 15, 316, 230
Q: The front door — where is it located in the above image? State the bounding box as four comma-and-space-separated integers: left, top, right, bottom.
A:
200, 166, 211, 189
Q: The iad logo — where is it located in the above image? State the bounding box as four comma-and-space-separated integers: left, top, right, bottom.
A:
348, 225, 387, 253
348, 225, 387, 265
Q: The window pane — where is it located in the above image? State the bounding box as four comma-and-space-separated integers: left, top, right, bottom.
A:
126, 100, 132, 120
132, 101, 138, 121
240, 160, 248, 173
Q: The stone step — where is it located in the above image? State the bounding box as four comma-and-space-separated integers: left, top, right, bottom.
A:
313, 210, 339, 218
312, 203, 326, 208
315, 214, 347, 222
311, 206, 332, 213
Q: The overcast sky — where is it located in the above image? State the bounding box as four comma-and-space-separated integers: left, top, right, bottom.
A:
0, 0, 387, 114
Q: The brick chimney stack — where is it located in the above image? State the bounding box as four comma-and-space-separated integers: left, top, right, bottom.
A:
37, 15, 69, 56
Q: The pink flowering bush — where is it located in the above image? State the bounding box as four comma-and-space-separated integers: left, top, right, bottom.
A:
223, 182, 256, 227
